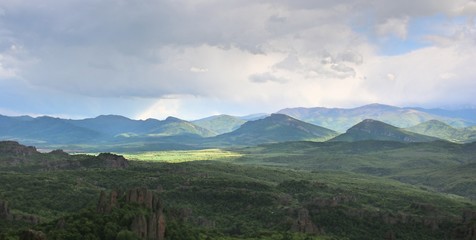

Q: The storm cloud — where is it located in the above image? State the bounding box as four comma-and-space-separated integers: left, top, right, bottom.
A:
1, 0, 476, 119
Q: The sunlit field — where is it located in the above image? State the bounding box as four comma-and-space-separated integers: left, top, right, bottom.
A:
121, 149, 243, 163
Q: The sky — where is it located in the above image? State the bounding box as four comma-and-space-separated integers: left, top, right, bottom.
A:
1, 0, 476, 120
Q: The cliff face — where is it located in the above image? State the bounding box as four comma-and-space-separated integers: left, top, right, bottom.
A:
0, 200, 10, 219
0, 141, 38, 156
454, 210, 476, 240
19, 229, 47, 240
0, 200, 40, 225
96, 153, 130, 168
97, 188, 165, 240
291, 208, 320, 234
0, 141, 130, 170
0, 141, 40, 166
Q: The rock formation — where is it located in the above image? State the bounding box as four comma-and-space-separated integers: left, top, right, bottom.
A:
463, 210, 476, 224
454, 210, 476, 240
96, 153, 130, 168
384, 230, 396, 240
291, 208, 320, 234
126, 188, 165, 240
0, 141, 130, 170
0, 200, 40, 224
97, 190, 119, 213
19, 229, 46, 240
0, 200, 10, 219
0, 141, 38, 156
97, 188, 165, 240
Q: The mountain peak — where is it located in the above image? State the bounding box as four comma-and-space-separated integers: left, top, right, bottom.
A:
346, 119, 398, 134
361, 119, 377, 123
330, 119, 438, 143
355, 103, 400, 111
192, 115, 247, 135
268, 113, 292, 120
363, 103, 394, 107
215, 113, 338, 145
164, 116, 183, 123
95, 115, 132, 121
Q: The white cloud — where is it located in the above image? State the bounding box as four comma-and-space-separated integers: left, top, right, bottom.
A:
375, 16, 410, 39
190, 67, 209, 73
249, 72, 288, 84
361, 44, 476, 106
136, 97, 181, 120
0, 59, 16, 78
386, 73, 396, 81
452, 0, 476, 16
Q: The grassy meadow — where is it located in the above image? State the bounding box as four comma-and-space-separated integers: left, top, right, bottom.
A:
121, 149, 242, 163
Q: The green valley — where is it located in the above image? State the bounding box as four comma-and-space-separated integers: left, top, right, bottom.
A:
1, 140, 476, 239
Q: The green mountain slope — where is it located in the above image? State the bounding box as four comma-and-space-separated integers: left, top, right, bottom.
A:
146, 116, 215, 137
71, 115, 214, 137
0, 115, 214, 147
0, 115, 102, 144
278, 103, 473, 132
70, 115, 144, 136
406, 120, 476, 143
330, 119, 440, 142
213, 114, 338, 145
192, 114, 246, 135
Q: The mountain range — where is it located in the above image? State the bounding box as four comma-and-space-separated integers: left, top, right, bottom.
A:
1, 103, 475, 151
0, 115, 214, 145
278, 103, 475, 132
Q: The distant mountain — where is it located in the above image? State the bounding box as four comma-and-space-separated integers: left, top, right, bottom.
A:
0, 114, 214, 146
405, 120, 476, 143
0, 115, 101, 144
69, 115, 214, 138
410, 107, 476, 123
69, 115, 144, 136
192, 115, 246, 135
213, 114, 338, 145
146, 117, 215, 137
278, 103, 473, 132
239, 113, 269, 121
330, 119, 440, 142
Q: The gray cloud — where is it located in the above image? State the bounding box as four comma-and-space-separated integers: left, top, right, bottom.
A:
273, 54, 303, 70
338, 51, 364, 65
249, 72, 288, 84
331, 63, 356, 78
1, 0, 476, 118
